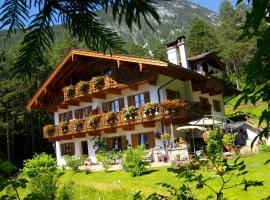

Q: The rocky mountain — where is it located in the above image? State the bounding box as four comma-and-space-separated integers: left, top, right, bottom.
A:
98, 0, 218, 57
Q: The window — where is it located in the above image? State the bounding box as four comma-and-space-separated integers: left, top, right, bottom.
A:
131, 132, 155, 149
61, 142, 75, 156
59, 111, 73, 122
199, 96, 209, 105
106, 136, 127, 150
166, 89, 180, 100
127, 91, 150, 108
102, 98, 124, 113
213, 100, 221, 112
194, 63, 201, 73
75, 106, 92, 119
199, 96, 211, 114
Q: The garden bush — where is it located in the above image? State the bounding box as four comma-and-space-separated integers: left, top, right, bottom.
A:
258, 143, 270, 153
65, 155, 88, 172
206, 127, 223, 163
96, 148, 122, 172
122, 146, 148, 177
22, 153, 58, 200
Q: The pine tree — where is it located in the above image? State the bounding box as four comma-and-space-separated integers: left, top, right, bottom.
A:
186, 16, 219, 56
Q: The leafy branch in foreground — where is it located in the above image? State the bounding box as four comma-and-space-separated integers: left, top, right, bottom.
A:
234, 0, 270, 147
0, 0, 161, 78
134, 158, 263, 200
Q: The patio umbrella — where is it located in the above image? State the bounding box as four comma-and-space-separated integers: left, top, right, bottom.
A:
188, 117, 223, 126
176, 125, 207, 155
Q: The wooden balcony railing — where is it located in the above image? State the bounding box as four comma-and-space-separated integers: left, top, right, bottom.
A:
43, 102, 210, 139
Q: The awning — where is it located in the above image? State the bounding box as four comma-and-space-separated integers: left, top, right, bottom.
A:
188, 117, 223, 126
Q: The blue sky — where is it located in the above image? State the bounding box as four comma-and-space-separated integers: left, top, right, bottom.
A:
191, 0, 239, 13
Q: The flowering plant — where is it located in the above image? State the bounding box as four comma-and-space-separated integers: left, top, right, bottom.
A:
161, 99, 188, 113
78, 81, 89, 94
123, 105, 137, 120
59, 122, 69, 133
143, 102, 159, 116
65, 85, 75, 97
105, 112, 118, 124
43, 125, 55, 136
92, 76, 105, 89
88, 114, 100, 128
71, 119, 84, 130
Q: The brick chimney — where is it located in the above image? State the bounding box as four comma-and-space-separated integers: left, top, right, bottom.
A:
166, 36, 189, 69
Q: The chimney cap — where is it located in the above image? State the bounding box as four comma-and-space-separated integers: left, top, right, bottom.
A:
166, 35, 186, 48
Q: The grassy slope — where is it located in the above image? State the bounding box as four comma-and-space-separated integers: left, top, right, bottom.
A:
224, 96, 267, 118
57, 154, 270, 199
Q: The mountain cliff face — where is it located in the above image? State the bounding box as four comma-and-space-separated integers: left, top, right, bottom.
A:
98, 0, 218, 57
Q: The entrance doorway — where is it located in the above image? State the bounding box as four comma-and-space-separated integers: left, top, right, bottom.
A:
81, 141, 88, 155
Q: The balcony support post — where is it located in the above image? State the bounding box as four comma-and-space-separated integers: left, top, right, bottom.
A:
55, 141, 62, 166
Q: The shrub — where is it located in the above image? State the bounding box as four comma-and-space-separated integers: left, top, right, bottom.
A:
22, 153, 57, 200
23, 153, 57, 178
206, 127, 223, 163
222, 133, 238, 148
123, 146, 148, 177
65, 155, 87, 172
96, 149, 122, 172
258, 144, 270, 153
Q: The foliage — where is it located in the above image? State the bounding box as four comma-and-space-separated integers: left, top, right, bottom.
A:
187, 16, 219, 56
43, 124, 55, 136
235, 0, 270, 147
123, 146, 148, 177
93, 137, 106, 150
206, 127, 223, 163
22, 153, 56, 178
88, 114, 100, 128
222, 133, 238, 148
143, 102, 159, 116
0, 0, 161, 78
59, 122, 69, 133
258, 144, 270, 154
105, 112, 118, 124
92, 76, 105, 89
65, 155, 88, 172
65, 85, 75, 97
123, 105, 137, 120
96, 148, 122, 172
22, 153, 58, 200
78, 81, 89, 94
139, 157, 263, 200
161, 99, 188, 112
71, 119, 84, 130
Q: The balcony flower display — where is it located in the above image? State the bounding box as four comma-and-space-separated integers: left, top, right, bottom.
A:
123, 106, 137, 120
161, 99, 188, 113
71, 119, 84, 130
143, 102, 159, 116
105, 112, 117, 124
88, 114, 100, 128
59, 122, 69, 133
92, 76, 105, 89
65, 85, 75, 98
78, 81, 89, 94
43, 125, 55, 136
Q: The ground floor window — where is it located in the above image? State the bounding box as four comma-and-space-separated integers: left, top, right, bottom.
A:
131, 132, 155, 149
106, 136, 127, 150
61, 142, 75, 156
81, 141, 88, 155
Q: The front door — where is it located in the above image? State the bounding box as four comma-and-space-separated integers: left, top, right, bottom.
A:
81, 141, 88, 155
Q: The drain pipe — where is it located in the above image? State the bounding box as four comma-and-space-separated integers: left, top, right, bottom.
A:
157, 78, 177, 133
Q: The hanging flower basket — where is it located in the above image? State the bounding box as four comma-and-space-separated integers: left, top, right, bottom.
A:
105, 112, 117, 124
88, 114, 100, 128
65, 85, 75, 98
71, 119, 84, 130
143, 102, 159, 116
78, 81, 89, 94
123, 105, 137, 120
59, 122, 69, 133
43, 125, 55, 136
92, 76, 105, 89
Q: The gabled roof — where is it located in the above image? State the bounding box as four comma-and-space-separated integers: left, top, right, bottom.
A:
188, 52, 225, 70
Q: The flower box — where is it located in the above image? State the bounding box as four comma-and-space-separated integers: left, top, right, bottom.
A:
43, 125, 55, 136
143, 102, 159, 116
59, 122, 69, 133
105, 112, 118, 124
88, 114, 100, 128
161, 99, 188, 113
78, 81, 89, 94
71, 119, 84, 130
92, 76, 105, 89
65, 85, 75, 98
123, 105, 137, 120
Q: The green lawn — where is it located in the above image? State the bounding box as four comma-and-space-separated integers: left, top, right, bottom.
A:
57, 153, 270, 199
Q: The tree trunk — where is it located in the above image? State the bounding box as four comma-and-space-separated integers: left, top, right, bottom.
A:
232, 60, 240, 90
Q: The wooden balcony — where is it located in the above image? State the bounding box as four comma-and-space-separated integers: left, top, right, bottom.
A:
44, 102, 210, 141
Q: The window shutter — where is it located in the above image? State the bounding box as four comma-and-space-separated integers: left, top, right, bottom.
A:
131, 134, 138, 148
127, 95, 135, 106
119, 98, 125, 111
102, 102, 108, 113
68, 111, 73, 121
59, 113, 64, 122
75, 109, 80, 119
106, 138, 113, 150
121, 135, 127, 150
61, 144, 65, 156
144, 91, 150, 103
148, 132, 156, 149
